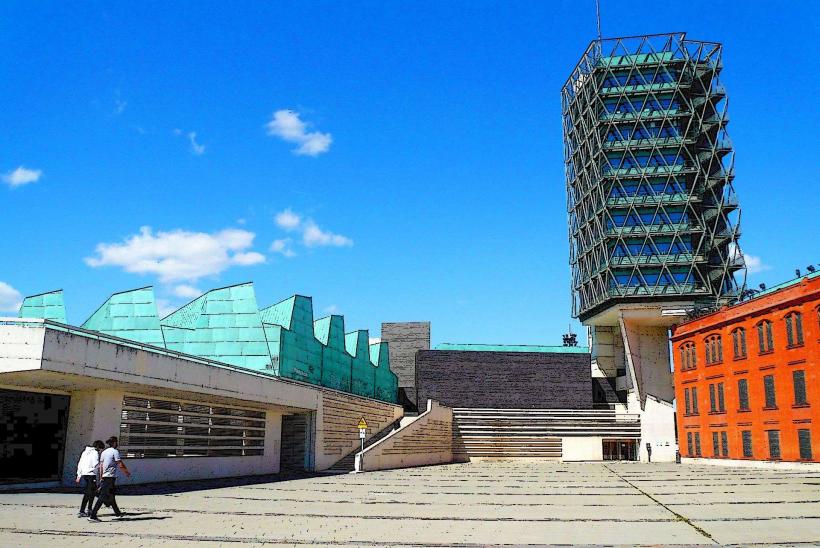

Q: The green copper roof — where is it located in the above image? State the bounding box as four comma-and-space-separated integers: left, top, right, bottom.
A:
17, 281, 397, 403
161, 283, 271, 370
754, 270, 820, 299
18, 290, 66, 323
82, 287, 164, 347
435, 343, 590, 354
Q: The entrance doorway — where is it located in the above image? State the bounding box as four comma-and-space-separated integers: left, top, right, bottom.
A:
603, 439, 638, 461
279, 412, 315, 473
0, 389, 70, 483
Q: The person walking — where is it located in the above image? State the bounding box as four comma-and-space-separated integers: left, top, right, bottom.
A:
88, 436, 131, 522
75, 440, 104, 517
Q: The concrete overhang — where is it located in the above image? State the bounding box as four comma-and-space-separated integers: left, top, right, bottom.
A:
582, 302, 695, 327
0, 322, 322, 413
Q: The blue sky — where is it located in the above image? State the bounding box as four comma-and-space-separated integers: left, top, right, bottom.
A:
1, 1, 817, 346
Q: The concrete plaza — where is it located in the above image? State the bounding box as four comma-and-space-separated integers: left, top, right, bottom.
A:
0, 461, 818, 546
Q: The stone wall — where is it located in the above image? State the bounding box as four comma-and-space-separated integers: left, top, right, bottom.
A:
315, 390, 403, 470
416, 350, 592, 409
380, 322, 430, 407
356, 400, 453, 472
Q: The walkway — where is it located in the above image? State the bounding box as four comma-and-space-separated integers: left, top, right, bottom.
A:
0, 461, 818, 546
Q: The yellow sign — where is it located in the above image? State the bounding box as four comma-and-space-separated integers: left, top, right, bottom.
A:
357, 417, 368, 429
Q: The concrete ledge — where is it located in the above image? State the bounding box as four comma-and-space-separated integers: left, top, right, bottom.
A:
682, 457, 820, 471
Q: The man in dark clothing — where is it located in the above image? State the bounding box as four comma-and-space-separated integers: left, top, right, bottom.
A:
75, 440, 105, 517
88, 436, 131, 522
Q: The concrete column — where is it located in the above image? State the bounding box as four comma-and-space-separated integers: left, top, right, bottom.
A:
619, 315, 676, 462
61, 389, 124, 485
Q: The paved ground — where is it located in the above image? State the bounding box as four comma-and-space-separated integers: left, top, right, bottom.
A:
0, 461, 819, 546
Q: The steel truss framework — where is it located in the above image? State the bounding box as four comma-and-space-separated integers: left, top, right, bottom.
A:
562, 33, 745, 320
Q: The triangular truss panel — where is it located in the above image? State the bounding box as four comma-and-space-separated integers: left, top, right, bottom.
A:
562, 33, 745, 320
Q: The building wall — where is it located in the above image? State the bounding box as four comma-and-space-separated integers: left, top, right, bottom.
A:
672, 275, 820, 463
0, 322, 403, 484
314, 390, 403, 471
61, 388, 283, 486
381, 322, 430, 406
416, 350, 592, 409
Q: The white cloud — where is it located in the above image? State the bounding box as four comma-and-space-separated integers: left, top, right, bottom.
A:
85, 226, 266, 283
266, 110, 332, 156
155, 298, 177, 318
0, 281, 22, 313
188, 132, 205, 155
302, 220, 353, 248
3, 166, 42, 187
745, 254, 771, 275
172, 284, 202, 299
114, 99, 127, 115
324, 304, 339, 314
273, 209, 353, 250
231, 251, 266, 265
275, 209, 302, 231
270, 238, 296, 258
369, 337, 381, 345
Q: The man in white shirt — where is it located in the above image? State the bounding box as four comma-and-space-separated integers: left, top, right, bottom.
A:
88, 436, 131, 522
75, 440, 104, 517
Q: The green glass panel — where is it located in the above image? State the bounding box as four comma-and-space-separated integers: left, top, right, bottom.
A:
18, 290, 66, 323
81, 287, 164, 347
260, 295, 321, 384
370, 342, 398, 403
160, 283, 270, 370
346, 330, 374, 399
315, 315, 350, 392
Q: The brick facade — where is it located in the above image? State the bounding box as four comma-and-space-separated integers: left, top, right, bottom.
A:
416, 350, 592, 409
672, 273, 820, 463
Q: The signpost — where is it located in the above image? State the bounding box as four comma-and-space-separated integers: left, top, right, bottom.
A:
358, 417, 368, 453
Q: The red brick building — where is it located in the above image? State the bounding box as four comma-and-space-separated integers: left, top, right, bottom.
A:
671, 272, 819, 463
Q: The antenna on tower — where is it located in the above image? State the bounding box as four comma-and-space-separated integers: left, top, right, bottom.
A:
595, 0, 602, 42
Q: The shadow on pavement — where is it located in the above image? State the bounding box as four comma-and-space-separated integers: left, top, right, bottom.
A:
4, 470, 324, 496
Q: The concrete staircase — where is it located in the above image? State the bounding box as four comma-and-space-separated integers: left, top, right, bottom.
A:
323, 419, 402, 473
453, 408, 640, 459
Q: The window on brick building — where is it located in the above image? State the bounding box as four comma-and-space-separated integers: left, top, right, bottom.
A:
785, 312, 804, 347
798, 429, 812, 460
720, 431, 728, 457
687, 431, 693, 455
767, 430, 781, 459
757, 320, 774, 353
709, 384, 716, 412
704, 334, 723, 364
684, 388, 691, 415
694, 432, 702, 456
679, 342, 697, 370
732, 328, 747, 359
741, 430, 753, 457
712, 431, 720, 457
793, 370, 808, 406
717, 383, 725, 412
691, 387, 699, 414
763, 375, 777, 409
738, 378, 749, 411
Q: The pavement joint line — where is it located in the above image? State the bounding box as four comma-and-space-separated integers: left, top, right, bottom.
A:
602, 464, 719, 545
6, 500, 819, 523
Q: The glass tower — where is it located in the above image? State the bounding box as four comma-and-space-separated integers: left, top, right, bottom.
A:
562, 33, 744, 321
